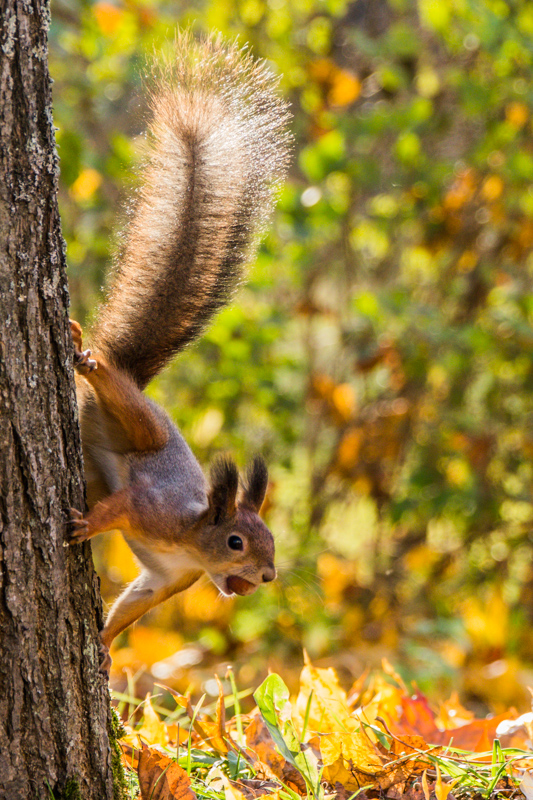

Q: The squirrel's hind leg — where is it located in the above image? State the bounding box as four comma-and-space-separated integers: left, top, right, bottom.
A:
100, 567, 203, 651
70, 319, 168, 453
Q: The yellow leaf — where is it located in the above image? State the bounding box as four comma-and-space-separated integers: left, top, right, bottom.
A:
353, 675, 404, 729
435, 764, 453, 800
416, 67, 440, 98
137, 694, 168, 747
445, 457, 471, 487
461, 588, 508, 650
506, 101, 529, 128
294, 652, 359, 735
207, 768, 247, 800
70, 168, 102, 201
482, 175, 504, 202
422, 770, 430, 800
317, 731, 384, 791
111, 625, 183, 674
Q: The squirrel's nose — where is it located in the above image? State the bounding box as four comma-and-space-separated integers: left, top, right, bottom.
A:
262, 565, 276, 583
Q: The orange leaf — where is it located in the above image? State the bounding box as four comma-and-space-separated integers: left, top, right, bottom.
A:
331, 383, 357, 422
328, 70, 361, 107
438, 713, 513, 752
393, 693, 442, 742
93, 1, 123, 35
336, 428, 363, 471
138, 744, 197, 800
394, 691, 512, 751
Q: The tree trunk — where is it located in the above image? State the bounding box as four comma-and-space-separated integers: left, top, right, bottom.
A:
0, 2, 119, 798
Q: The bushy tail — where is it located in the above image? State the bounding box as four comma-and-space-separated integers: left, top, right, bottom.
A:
92, 32, 292, 389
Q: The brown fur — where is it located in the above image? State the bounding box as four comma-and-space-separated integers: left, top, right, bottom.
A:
92, 33, 291, 388
69, 34, 288, 664
72, 329, 277, 651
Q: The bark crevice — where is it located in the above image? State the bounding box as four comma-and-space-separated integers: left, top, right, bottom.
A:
0, 1, 118, 797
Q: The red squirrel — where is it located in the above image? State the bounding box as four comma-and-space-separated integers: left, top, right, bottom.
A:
68, 34, 291, 672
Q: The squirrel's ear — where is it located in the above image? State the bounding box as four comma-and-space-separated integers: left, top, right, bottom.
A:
241, 455, 268, 512
208, 456, 239, 525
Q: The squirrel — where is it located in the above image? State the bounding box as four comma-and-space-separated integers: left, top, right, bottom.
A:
67, 33, 291, 672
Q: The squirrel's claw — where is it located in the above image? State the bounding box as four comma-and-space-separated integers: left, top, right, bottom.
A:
74, 348, 97, 375
68, 507, 91, 543
70, 319, 97, 374
99, 639, 111, 677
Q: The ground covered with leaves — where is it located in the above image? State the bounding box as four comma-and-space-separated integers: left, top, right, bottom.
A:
116, 655, 533, 800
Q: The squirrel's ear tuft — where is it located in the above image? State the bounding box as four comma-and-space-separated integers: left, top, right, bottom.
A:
242, 455, 268, 512
208, 456, 239, 525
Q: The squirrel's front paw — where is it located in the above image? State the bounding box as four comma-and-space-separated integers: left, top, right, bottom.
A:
67, 507, 91, 543
70, 319, 97, 375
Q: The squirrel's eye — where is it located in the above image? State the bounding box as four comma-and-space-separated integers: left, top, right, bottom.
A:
228, 535, 243, 551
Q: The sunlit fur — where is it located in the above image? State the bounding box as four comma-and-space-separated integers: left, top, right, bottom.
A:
72, 34, 289, 655
93, 32, 292, 389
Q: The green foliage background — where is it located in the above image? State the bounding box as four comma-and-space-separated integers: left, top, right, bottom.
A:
52, 0, 533, 710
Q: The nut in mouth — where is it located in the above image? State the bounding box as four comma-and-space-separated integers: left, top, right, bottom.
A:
226, 575, 257, 596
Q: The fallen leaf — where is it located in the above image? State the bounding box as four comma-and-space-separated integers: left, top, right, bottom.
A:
246, 715, 307, 793
315, 730, 384, 791
353, 675, 406, 729
294, 651, 358, 735
232, 779, 281, 799
496, 711, 533, 749
136, 694, 168, 747
393, 691, 512, 751
393, 694, 441, 742
439, 714, 511, 752
520, 771, 533, 800
138, 744, 197, 800
422, 770, 430, 800
435, 764, 453, 800
435, 692, 474, 730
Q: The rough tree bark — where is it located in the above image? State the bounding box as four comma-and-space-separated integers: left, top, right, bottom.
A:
0, 2, 119, 798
